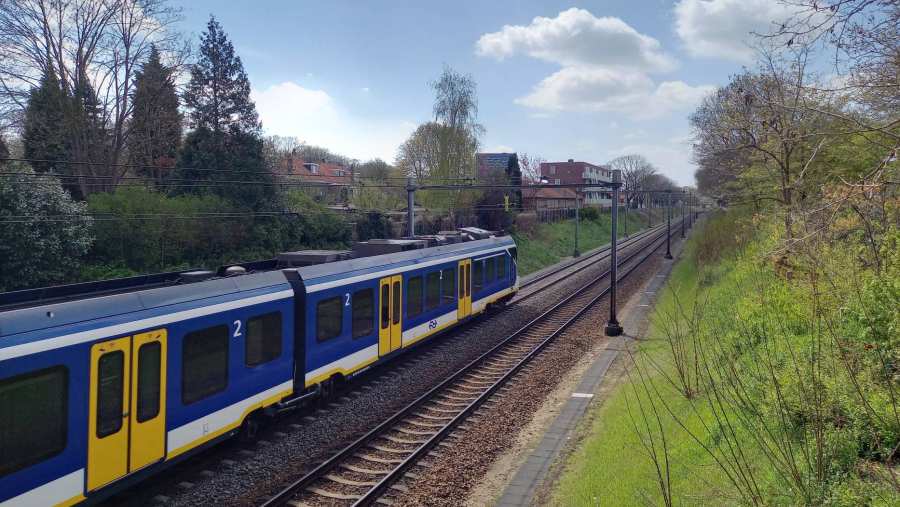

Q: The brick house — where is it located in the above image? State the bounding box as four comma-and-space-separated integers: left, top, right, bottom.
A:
521, 186, 580, 210
277, 156, 354, 203
539, 159, 613, 207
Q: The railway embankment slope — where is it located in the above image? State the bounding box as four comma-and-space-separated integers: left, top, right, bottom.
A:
549, 209, 900, 506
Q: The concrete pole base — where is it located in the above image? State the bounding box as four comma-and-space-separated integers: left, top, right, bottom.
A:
605, 321, 623, 337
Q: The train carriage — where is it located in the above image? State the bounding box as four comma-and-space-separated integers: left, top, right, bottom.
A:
295, 235, 518, 392
0, 234, 517, 506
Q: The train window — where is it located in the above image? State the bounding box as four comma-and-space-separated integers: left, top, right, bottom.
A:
459, 268, 464, 298
381, 284, 390, 329
407, 276, 423, 317
486, 257, 495, 283
392, 280, 401, 325
465, 264, 471, 297
316, 297, 343, 342
136, 342, 161, 422
352, 289, 375, 339
0, 367, 67, 477
498, 256, 506, 280
246, 312, 282, 367
442, 268, 455, 304
97, 350, 125, 438
473, 261, 484, 292
425, 271, 440, 310
182, 325, 229, 404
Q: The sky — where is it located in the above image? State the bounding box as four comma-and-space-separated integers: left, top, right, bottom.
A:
170, 0, 799, 186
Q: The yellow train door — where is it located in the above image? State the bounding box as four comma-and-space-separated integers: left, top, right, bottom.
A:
88, 329, 167, 491
88, 336, 131, 490
458, 259, 472, 319
390, 275, 402, 350
129, 329, 167, 471
379, 276, 403, 356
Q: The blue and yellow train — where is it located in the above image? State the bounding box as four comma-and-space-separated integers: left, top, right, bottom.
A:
0, 234, 518, 506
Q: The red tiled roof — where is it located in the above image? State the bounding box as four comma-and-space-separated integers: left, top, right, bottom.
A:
276, 157, 353, 184
521, 186, 578, 200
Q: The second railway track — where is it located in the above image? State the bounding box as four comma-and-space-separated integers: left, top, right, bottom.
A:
262, 224, 678, 507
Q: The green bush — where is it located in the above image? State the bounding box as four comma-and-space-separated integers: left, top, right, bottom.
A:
83, 187, 350, 277
0, 163, 93, 290
579, 206, 600, 221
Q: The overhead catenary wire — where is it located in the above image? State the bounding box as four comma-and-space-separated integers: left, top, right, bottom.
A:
0, 157, 488, 185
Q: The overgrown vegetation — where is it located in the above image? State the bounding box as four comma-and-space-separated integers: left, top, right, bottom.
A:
511, 209, 649, 276
554, 206, 900, 506
79, 187, 349, 282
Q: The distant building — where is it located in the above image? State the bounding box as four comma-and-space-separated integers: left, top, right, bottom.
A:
277, 155, 354, 203
475, 152, 523, 212
521, 186, 580, 210
476, 152, 520, 181
539, 159, 613, 207
278, 156, 353, 185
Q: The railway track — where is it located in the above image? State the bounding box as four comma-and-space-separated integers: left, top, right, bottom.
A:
514, 223, 663, 303
261, 224, 677, 507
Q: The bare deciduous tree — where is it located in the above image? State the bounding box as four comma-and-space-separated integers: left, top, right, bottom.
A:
517, 152, 544, 183
609, 154, 658, 208
0, 0, 188, 190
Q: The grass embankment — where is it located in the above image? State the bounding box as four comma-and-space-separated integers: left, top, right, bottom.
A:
552, 209, 900, 506
512, 209, 654, 276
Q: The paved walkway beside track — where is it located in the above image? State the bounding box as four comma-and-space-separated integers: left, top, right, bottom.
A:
495, 235, 686, 506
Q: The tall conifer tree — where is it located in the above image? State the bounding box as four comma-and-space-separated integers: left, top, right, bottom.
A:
183, 16, 259, 134
129, 45, 182, 185
0, 134, 9, 162
178, 16, 272, 207
22, 69, 70, 176
67, 69, 109, 194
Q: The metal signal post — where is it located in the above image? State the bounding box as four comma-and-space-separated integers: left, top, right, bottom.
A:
605, 170, 624, 337
406, 177, 416, 237
664, 190, 673, 260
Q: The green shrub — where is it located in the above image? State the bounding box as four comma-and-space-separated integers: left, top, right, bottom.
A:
0, 163, 93, 290
84, 187, 350, 276
580, 206, 600, 221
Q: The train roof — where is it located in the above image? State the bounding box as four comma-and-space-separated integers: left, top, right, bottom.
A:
0, 270, 290, 338
0, 235, 516, 339
294, 235, 516, 293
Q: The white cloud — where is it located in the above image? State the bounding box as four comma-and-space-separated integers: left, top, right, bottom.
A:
674, 0, 795, 62
486, 144, 515, 153
516, 66, 713, 118
476, 7, 675, 73
477, 8, 712, 117
252, 81, 414, 162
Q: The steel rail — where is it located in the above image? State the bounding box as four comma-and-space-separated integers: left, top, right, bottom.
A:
352, 227, 675, 506
515, 223, 663, 301
261, 222, 680, 507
